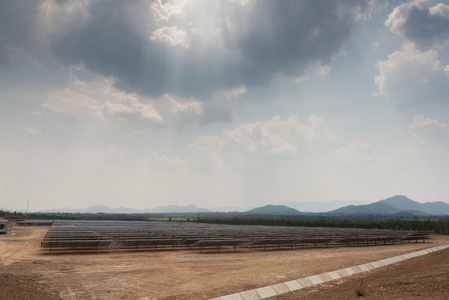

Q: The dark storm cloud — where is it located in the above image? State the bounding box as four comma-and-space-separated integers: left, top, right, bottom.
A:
48, 1, 152, 87
387, 2, 449, 50
1, 0, 383, 99
236, 1, 358, 84
0, 0, 45, 68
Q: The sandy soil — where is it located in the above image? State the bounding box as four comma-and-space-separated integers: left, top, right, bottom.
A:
1, 225, 449, 300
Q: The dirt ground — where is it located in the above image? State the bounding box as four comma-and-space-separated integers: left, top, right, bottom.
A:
269, 242, 449, 300
1, 225, 449, 300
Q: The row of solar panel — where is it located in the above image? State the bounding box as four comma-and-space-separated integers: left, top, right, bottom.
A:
41, 220, 430, 253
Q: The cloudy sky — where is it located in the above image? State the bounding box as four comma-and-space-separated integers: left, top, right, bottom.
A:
1, 0, 449, 212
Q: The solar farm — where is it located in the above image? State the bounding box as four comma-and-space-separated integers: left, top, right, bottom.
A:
40, 220, 430, 253
2, 222, 448, 299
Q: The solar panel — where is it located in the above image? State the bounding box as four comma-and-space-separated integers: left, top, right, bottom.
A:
40, 220, 431, 254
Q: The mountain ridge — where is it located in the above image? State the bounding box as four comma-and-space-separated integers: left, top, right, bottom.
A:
330, 195, 449, 215
245, 204, 302, 215
34, 195, 449, 215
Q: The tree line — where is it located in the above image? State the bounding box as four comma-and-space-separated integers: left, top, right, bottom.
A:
194, 218, 449, 234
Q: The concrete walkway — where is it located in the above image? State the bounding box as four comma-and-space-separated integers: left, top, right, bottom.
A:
210, 244, 449, 300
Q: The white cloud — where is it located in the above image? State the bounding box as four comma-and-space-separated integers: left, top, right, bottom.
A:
220, 86, 247, 99
42, 80, 164, 128
409, 114, 449, 146
42, 88, 99, 116
151, 0, 193, 22
27, 127, 42, 136
374, 45, 449, 103
148, 152, 187, 170
295, 63, 332, 83
329, 138, 374, 163
41, 72, 212, 128
354, 0, 388, 21
103, 95, 163, 128
386, 1, 449, 49
150, 26, 190, 48
376, 1, 449, 105
410, 114, 445, 129
187, 115, 336, 169
167, 95, 202, 116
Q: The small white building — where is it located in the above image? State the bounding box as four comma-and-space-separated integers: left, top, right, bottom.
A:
0, 217, 8, 234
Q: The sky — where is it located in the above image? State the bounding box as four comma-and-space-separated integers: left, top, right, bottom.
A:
1, 0, 449, 212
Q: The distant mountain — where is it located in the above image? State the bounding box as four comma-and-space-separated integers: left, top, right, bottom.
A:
33, 195, 449, 216
282, 200, 369, 212
148, 204, 211, 213
330, 202, 399, 214
378, 195, 449, 215
210, 206, 254, 212
245, 204, 301, 215
40, 204, 211, 214
329, 195, 449, 215
41, 205, 144, 214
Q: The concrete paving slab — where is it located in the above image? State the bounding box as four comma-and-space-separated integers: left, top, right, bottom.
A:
364, 263, 375, 270
255, 286, 276, 299
219, 293, 243, 300
391, 257, 400, 262
297, 278, 313, 288
385, 258, 395, 264
370, 262, 380, 268
284, 280, 302, 291
239, 290, 260, 300
358, 264, 370, 272
271, 283, 290, 295
319, 273, 333, 282
337, 269, 350, 277
376, 260, 385, 267
328, 271, 342, 280
352, 266, 363, 273
344, 267, 356, 275
308, 275, 324, 285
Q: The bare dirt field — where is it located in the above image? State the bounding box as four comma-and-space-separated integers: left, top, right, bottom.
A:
1, 225, 449, 300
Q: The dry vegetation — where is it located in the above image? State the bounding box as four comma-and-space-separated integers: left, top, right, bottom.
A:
1, 224, 449, 299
